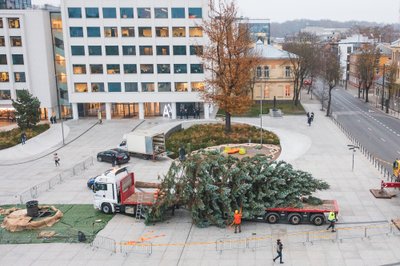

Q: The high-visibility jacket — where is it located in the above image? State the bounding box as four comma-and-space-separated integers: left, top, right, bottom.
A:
234, 213, 242, 224
328, 212, 336, 222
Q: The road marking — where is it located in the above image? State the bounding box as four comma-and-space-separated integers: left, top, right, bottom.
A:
381, 138, 386, 142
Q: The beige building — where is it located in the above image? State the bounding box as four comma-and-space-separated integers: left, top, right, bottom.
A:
252, 41, 297, 101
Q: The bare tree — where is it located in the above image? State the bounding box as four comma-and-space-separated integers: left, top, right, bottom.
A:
320, 48, 341, 116
385, 62, 399, 112
200, 0, 261, 133
283, 33, 321, 106
355, 45, 380, 103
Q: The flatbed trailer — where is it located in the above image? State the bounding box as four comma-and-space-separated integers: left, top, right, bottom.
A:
258, 200, 339, 226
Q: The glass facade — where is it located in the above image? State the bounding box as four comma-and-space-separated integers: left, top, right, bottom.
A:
85, 8, 99, 18
120, 8, 133, 18
155, 8, 168, 18
103, 8, 116, 18
88, 45, 102, 55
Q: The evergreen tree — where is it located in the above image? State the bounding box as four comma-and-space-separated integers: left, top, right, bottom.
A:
12, 90, 41, 130
147, 151, 329, 227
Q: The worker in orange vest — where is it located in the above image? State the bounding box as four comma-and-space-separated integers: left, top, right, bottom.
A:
233, 209, 242, 233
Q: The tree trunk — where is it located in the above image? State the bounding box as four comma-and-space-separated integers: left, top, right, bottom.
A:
326, 87, 332, 117
224, 111, 231, 133
365, 87, 369, 102
358, 87, 361, 98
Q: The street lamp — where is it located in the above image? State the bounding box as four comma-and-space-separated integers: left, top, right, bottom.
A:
347, 144, 359, 171
260, 85, 264, 146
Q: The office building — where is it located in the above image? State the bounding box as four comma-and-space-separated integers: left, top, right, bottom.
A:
0, 0, 32, 10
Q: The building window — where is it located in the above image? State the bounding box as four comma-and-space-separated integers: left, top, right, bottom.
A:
10, 36, 22, 46
155, 8, 168, 18
123, 64, 137, 74
0, 90, 11, 99
156, 46, 169, 55
88, 46, 102, 55
122, 46, 136, 55
91, 82, 104, 92
174, 64, 187, 73
158, 82, 171, 92
103, 8, 116, 18
191, 82, 205, 91
0, 54, 6, 64
0, 18, 3, 28
73, 64, 86, 74
121, 27, 135, 37
264, 66, 269, 78
71, 45, 85, 55
172, 27, 185, 37
68, 8, 82, 18
188, 8, 202, 18
8, 18, 20, 28
189, 27, 203, 37
74, 83, 87, 92
171, 8, 185, 18
140, 64, 154, 74
12, 54, 24, 65
14, 72, 25, 82
138, 27, 152, 37
190, 64, 203, 73
139, 46, 153, 55
106, 46, 119, 55
90, 64, 103, 74
87, 27, 101, 37
256, 66, 262, 77
157, 64, 170, 74
175, 82, 188, 92
142, 82, 155, 92
120, 8, 133, 18
70, 27, 83, 37
347, 46, 352, 54
85, 8, 99, 18
0, 72, 9, 82
104, 27, 118, 37
285, 66, 291, 77
285, 85, 291, 96
125, 82, 138, 92
108, 82, 121, 92
156, 27, 169, 37
190, 45, 203, 55
107, 64, 120, 74
0, 36, 4, 46
137, 8, 151, 18
173, 46, 186, 55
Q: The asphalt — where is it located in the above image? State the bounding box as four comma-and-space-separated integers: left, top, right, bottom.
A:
1, 90, 400, 265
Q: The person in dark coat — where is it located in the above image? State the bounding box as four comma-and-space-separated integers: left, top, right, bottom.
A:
21, 131, 27, 145
273, 239, 284, 263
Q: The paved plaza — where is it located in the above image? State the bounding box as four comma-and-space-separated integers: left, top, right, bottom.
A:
1, 93, 400, 265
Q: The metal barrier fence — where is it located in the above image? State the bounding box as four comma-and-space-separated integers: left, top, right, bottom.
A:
91, 235, 117, 254
120, 241, 153, 256
17, 157, 94, 204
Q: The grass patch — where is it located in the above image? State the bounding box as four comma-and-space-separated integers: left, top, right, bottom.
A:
0, 204, 113, 244
0, 124, 50, 150
217, 100, 306, 117
166, 123, 280, 159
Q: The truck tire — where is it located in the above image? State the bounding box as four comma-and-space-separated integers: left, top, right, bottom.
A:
101, 203, 112, 214
310, 214, 325, 226
288, 213, 302, 225
97, 156, 102, 162
265, 213, 279, 224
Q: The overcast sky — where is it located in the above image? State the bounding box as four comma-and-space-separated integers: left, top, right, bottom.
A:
33, 0, 399, 24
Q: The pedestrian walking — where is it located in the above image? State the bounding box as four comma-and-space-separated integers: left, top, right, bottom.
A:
112, 155, 117, 167
54, 153, 60, 166
310, 112, 315, 122
21, 131, 27, 145
307, 116, 312, 126
98, 110, 102, 124
50, 116, 54, 124
196, 107, 200, 119
326, 211, 337, 232
273, 239, 284, 264
233, 209, 242, 233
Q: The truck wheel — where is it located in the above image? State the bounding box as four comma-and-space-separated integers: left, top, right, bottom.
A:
97, 156, 102, 162
101, 203, 112, 214
288, 213, 302, 225
265, 213, 279, 224
310, 214, 325, 226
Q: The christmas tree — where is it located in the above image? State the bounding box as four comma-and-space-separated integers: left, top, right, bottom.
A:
146, 151, 329, 228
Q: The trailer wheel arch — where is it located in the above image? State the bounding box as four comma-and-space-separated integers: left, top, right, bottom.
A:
310, 213, 325, 226
265, 212, 280, 224
101, 203, 113, 214
287, 213, 302, 225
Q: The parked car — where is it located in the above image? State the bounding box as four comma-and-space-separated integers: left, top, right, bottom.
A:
303, 79, 312, 86
110, 148, 130, 157
97, 149, 130, 165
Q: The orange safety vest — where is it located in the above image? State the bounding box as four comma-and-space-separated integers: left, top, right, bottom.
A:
234, 213, 242, 224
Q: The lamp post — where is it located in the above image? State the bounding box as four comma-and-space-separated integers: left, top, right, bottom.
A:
381, 65, 385, 111
347, 144, 359, 171
260, 85, 263, 146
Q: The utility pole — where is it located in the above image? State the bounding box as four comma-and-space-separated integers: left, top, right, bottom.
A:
381, 65, 385, 111
260, 85, 264, 146
347, 144, 359, 171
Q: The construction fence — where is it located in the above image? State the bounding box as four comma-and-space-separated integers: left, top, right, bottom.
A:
17, 157, 94, 204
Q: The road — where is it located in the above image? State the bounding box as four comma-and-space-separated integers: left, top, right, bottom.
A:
328, 86, 400, 172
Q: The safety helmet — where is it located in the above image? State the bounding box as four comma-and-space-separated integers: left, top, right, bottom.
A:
235, 210, 238, 214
